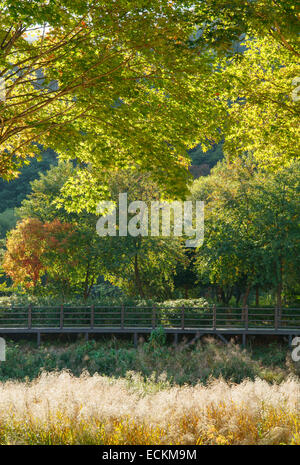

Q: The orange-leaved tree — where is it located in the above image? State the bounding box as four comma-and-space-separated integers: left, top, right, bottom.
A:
3, 217, 76, 292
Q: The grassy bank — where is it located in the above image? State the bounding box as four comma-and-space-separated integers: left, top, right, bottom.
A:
0, 336, 299, 385
0, 371, 300, 445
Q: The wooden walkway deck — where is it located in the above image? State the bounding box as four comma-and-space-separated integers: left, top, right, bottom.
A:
0, 305, 299, 346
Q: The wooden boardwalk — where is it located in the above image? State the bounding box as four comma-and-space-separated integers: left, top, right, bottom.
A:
0, 305, 299, 346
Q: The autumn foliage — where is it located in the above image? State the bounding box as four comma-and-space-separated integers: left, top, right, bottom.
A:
3, 218, 75, 288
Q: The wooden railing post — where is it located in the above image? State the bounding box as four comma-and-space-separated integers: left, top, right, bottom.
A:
152, 306, 156, 329
60, 305, 64, 329
274, 307, 278, 330
245, 305, 248, 331
28, 305, 32, 329
181, 305, 185, 330
91, 305, 95, 329
121, 305, 125, 329
213, 304, 216, 330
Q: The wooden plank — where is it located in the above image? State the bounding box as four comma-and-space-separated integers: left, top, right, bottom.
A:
2, 327, 300, 336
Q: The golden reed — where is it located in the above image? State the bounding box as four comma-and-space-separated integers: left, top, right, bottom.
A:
0, 371, 299, 445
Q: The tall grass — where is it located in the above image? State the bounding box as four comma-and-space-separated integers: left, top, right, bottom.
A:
0, 371, 300, 445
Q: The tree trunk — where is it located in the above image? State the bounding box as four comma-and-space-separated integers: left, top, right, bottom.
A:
184, 284, 188, 299
84, 278, 95, 301
83, 261, 92, 301
235, 288, 241, 306
134, 254, 145, 299
242, 284, 251, 307
219, 286, 233, 305
241, 285, 251, 321
255, 285, 259, 307
276, 258, 283, 310
216, 286, 222, 303
277, 281, 282, 310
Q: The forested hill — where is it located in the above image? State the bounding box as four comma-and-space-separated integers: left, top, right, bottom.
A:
0, 148, 57, 237
188, 142, 223, 177
0, 148, 57, 213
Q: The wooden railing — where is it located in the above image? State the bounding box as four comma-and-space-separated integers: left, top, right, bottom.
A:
0, 305, 299, 330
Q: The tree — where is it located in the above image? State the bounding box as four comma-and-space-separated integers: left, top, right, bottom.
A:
0, 237, 12, 294
15, 161, 186, 299
11, 161, 105, 299
3, 217, 104, 299
0, 0, 222, 200
16, 160, 75, 222
42, 220, 103, 300
193, 1, 299, 57
96, 169, 187, 299
191, 159, 300, 306
191, 2, 299, 170
101, 234, 185, 299
247, 165, 300, 307
173, 248, 198, 298
3, 217, 52, 288
2, 1, 299, 204
218, 37, 300, 169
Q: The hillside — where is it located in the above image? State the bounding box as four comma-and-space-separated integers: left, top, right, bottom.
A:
0, 148, 57, 237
